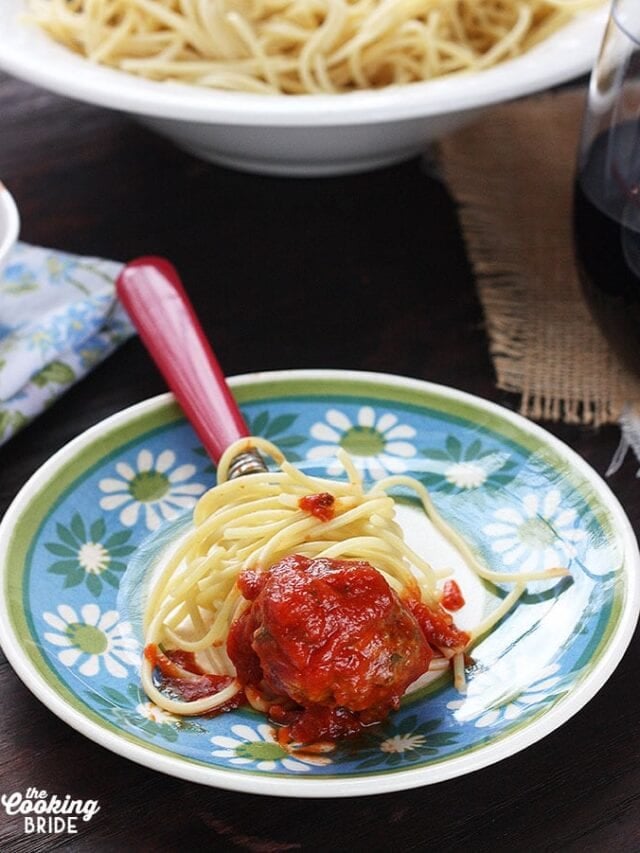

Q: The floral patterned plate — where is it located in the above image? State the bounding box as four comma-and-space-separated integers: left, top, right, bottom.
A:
0, 369, 638, 797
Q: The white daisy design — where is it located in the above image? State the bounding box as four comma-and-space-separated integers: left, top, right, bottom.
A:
98, 449, 206, 531
77, 541, 110, 574
447, 664, 563, 728
306, 406, 417, 480
482, 489, 587, 573
380, 733, 427, 754
445, 461, 488, 489
135, 701, 180, 725
211, 723, 332, 772
42, 603, 139, 678
443, 452, 510, 490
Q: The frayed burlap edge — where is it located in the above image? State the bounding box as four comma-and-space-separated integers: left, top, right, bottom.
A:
439, 89, 640, 427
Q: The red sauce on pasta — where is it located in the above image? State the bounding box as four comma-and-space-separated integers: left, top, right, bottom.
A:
227, 554, 466, 744
441, 579, 465, 611
143, 644, 243, 709
298, 492, 336, 521
405, 598, 469, 650
145, 555, 468, 743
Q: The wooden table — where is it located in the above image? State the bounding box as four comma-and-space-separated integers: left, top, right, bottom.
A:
1, 72, 638, 852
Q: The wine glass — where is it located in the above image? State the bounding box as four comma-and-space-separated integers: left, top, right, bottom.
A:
574, 0, 640, 376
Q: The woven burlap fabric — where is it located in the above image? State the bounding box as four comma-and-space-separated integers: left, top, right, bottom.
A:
439, 88, 640, 427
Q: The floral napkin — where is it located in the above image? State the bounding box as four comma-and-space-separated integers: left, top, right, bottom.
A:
0, 242, 134, 445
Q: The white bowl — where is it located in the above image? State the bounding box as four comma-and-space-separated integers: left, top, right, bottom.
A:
0, 182, 19, 275
0, 1, 608, 177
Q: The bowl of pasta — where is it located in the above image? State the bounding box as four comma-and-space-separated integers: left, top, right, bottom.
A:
0, 0, 607, 176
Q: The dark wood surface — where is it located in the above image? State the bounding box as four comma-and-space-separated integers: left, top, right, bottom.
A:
0, 72, 638, 853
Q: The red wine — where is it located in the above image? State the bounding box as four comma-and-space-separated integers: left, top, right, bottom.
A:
573, 122, 640, 375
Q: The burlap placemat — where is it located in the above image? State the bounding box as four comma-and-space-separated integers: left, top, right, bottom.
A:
439, 87, 640, 429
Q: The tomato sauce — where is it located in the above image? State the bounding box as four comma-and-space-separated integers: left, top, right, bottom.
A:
228, 555, 435, 743
405, 598, 469, 651
143, 644, 243, 709
298, 492, 336, 521
440, 579, 465, 611
146, 556, 469, 744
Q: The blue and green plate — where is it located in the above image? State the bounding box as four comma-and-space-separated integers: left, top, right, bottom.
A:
0, 370, 638, 797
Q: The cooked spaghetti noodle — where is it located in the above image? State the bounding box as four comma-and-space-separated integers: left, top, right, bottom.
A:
28, 0, 600, 94
140, 436, 567, 721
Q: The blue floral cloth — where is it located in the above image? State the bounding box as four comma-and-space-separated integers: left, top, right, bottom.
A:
0, 242, 134, 445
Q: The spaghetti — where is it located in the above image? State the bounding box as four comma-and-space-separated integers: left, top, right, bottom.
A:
28, 0, 600, 95
140, 436, 567, 740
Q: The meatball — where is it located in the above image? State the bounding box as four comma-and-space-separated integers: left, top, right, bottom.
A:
229, 555, 431, 733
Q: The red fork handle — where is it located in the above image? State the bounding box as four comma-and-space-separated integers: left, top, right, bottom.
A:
116, 256, 249, 464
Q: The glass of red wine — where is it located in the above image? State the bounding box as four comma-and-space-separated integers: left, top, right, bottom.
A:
574, 0, 640, 376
